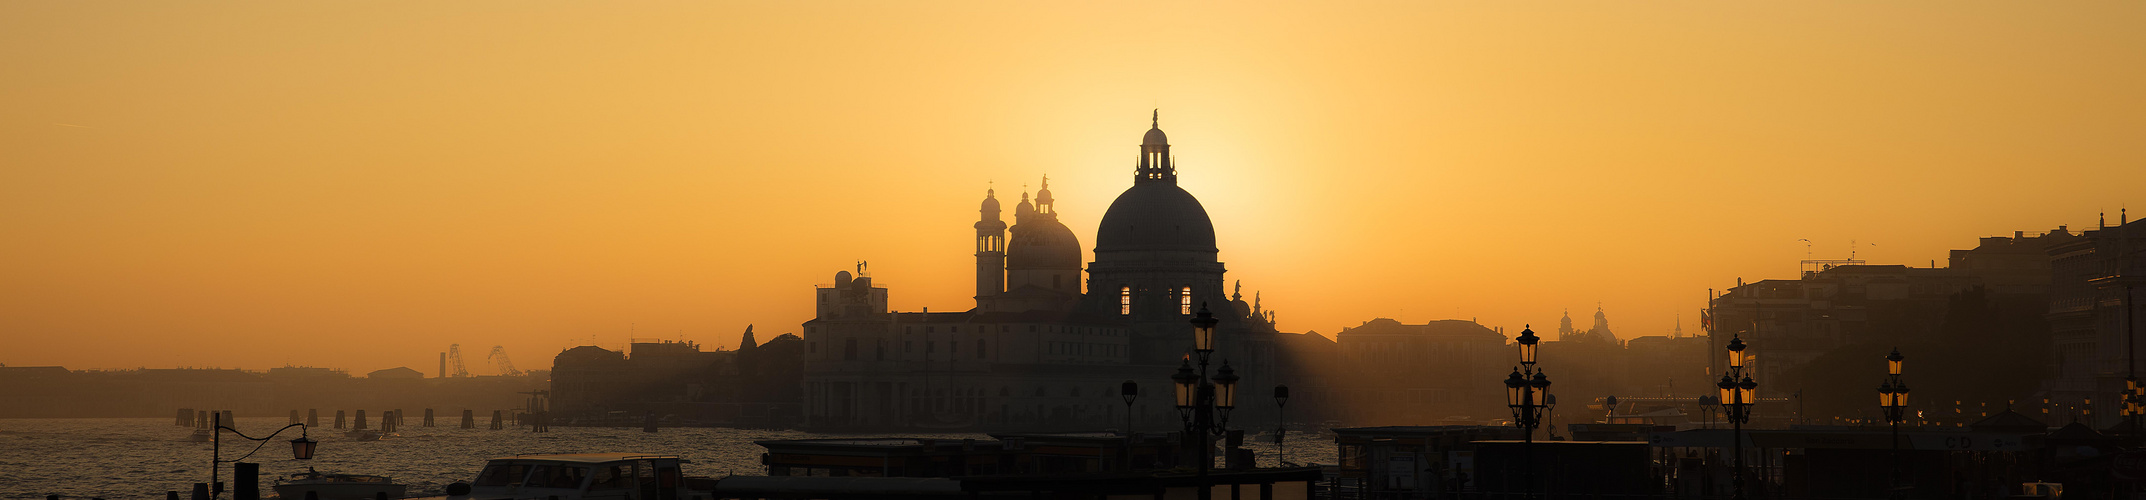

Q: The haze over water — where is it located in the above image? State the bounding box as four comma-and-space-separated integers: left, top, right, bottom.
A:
0, 418, 1335, 499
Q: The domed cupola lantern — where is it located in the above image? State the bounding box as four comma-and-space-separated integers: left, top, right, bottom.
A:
1138, 109, 1174, 184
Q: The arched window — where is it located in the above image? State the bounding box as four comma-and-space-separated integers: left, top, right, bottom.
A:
1119, 287, 1132, 315
1180, 286, 1193, 315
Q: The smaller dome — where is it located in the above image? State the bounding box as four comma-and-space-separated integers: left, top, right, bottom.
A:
834, 271, 853, 286
1007, 219, 1083, 270
980, 189, 1001, 213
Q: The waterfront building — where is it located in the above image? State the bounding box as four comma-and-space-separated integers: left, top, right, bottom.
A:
1325, 319, 1507, 424
549, 331, 804, 426
2044, 216, 2145, 426
1705, 229, 2074, 397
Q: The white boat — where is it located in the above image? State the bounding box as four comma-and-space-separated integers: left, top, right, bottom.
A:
272, 469, 408, 500
424, 453, 711, 500
187, 428, 212, 442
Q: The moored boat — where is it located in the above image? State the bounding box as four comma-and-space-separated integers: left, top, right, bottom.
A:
405, 453, 714, 500
272, 469, 408, 500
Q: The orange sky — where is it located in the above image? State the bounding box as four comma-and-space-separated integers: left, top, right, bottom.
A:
3, 1, 2143, 375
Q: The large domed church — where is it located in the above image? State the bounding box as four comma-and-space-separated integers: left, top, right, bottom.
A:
801, 113, 1282, 431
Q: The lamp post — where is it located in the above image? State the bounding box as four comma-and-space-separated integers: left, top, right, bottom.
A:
1878, 348, 1910, 498
1174, 304, 1242, 500
209, 412, 317, 498
1122, 380, 1139, 436
1273, 384, 1290, 467
1503, 326, 1552, 499
1717, 335, 1757, 500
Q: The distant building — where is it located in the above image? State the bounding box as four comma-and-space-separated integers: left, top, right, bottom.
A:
266, 366, 346, 379
549, 332, 802, 425
365, 367, 424, 379
1326, 319, 1507, 424
0, 366, 543, 418
1557, 307, 1617, 343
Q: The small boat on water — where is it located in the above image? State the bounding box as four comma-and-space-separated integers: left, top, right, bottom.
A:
187, 428, 212, 442
406, 453, 715, 500
272, 469, 408, 500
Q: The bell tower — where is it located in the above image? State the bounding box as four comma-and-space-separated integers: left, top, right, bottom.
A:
974, 188, 1007, 302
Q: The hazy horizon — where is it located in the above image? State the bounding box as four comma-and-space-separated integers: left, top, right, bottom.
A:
5, 1, 2143, 375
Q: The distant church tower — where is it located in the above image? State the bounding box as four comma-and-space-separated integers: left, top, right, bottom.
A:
1592, 305, 1615, 342
974, 188, 1007, 300
1558, 310, 1576, 341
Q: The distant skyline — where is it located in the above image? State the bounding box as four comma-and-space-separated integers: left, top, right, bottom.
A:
3, 1, 2142, 374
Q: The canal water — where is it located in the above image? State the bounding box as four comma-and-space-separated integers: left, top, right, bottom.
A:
0, 418, 1336, 499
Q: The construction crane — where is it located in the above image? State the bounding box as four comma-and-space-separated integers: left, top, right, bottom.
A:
446, 344, 471, 378
488, 346, 522, 377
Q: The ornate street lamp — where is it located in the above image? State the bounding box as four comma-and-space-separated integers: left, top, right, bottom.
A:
1273, 385, 1290, 467
209, 412, 316, 497
1878, 348, 1910, 498
1175, 303, 1254, 500
1503, 326, 1553, 499
1192, 305, 1219, 363
1717, 335, 1757, 500
1213, 362, 1240, 415
1122, 380, 1139, 436
1173, 359, 1199, 421
1517, 325, 1540, 367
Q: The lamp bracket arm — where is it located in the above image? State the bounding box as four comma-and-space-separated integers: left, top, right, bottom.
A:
219, 423, 308, 442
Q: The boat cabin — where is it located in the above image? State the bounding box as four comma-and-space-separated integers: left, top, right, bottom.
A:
470, 453, 694, 500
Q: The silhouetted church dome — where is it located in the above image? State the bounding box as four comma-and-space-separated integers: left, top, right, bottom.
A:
1008, 219, 1082, 270
979, 190, 1001, 213
1096, 182, 1217, 253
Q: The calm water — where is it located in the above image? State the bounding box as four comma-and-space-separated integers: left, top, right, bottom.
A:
0, 418, 1335, 499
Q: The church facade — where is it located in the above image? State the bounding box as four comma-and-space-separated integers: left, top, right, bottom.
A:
800, 114, 1283, 430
